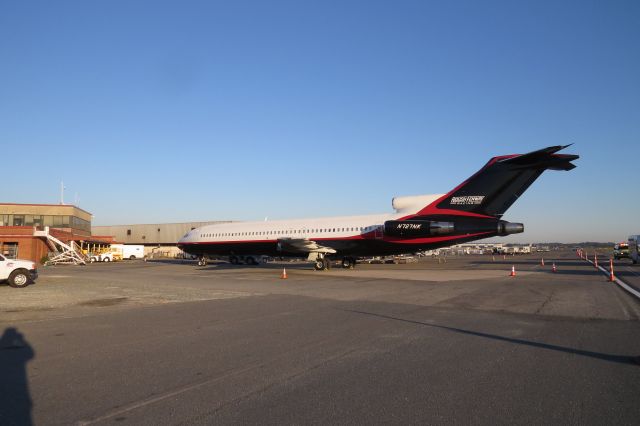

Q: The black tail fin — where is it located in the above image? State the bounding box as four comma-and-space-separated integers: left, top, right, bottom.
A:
418, 145, 579, 218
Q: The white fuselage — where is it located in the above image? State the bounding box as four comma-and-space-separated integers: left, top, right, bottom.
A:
178, 212, 400, 245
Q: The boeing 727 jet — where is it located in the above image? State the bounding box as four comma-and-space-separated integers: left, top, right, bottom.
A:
178, 145, 578, 270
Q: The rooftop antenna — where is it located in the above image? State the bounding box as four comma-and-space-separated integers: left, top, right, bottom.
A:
60, 180, 66, 205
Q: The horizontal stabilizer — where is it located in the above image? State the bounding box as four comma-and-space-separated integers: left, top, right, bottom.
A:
499, 144, 578, 171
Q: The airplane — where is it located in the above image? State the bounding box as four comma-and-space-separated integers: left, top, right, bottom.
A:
178, 145, 578, 270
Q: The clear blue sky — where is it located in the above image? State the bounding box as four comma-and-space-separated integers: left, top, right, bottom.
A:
1, 1, 638, 242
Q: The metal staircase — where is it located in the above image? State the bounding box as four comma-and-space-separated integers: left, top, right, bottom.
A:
33, 226, 88, 265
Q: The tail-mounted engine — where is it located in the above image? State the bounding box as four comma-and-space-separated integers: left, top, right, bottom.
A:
384, 220, 455, 238
384, 219, 523, 238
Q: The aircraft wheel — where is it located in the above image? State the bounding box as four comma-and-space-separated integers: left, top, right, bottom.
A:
229, 255, 239, 265
314, 259, 324, 270
324, 258, 332, 270
342, 257, 356, 269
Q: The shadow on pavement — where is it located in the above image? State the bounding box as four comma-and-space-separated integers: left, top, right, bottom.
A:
0, 328, 35, 426
346, 309, 638, 366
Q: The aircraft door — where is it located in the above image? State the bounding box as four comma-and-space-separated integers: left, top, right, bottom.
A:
374, 225, 383, 239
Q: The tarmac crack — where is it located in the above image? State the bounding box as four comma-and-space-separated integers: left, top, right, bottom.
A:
534, 289, 555, 315
74, 323, 373, 426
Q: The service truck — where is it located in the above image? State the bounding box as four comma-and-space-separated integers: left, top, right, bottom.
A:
111, 244, 144, 260
89, 250, 122, 263
614, 242, 629, 260
0, 254, 37, 288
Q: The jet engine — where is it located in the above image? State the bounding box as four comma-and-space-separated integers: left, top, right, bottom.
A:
384, 219, 523, 238
384, 220, 455, 238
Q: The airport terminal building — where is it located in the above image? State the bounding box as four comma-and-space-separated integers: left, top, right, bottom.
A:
0, 203, 112, 262
0, 202, 228, 262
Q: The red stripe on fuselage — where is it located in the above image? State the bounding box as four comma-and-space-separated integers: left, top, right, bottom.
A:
178, 231, 493, 247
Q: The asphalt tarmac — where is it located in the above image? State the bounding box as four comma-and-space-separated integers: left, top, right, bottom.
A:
1, 251, 639, 425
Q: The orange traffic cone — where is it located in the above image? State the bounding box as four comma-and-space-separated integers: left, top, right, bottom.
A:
552, 263, 557, 273
510, 265, 516, 277
281, 268, 288, 279
609, 258, 615, 282
541, 257, 545, 266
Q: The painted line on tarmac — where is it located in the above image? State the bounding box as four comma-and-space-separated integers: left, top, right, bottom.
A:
584, 258, 640, 300
622, 266, 640, 277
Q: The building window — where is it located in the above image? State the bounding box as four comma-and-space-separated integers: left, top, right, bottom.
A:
1, 242, 18, 259
127, 229, 131, 236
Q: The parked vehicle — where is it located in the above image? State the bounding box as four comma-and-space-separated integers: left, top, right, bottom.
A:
394, 255, 418, 264
89, 250, 122, 263
614, 242, 629, 260
110, 244, 144, 260
0, 254, 37, 288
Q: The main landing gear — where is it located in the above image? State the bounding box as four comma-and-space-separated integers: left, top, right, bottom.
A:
229, 255, 260, 265
197, 257, 208, 267
313, 256, 357, 270
314, 257, 332, 271
341, 257, 357, 269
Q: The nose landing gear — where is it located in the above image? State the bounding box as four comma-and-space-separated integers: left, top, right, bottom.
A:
197, 257, 208, 267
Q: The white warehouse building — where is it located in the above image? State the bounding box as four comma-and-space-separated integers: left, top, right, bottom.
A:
92, 221, 232, 257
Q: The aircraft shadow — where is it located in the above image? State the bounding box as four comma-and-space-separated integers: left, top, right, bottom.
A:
198, 262, 317, 271
472, 260, 600, 267
0, 327, 35, 426
345, 309, 638, 366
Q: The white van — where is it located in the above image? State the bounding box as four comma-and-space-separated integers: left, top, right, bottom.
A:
110, 244, 145, 260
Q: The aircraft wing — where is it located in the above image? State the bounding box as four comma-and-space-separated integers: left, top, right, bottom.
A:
277, 238, 337, 254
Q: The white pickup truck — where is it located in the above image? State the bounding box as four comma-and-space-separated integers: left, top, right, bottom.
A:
0, 254, 38, 288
